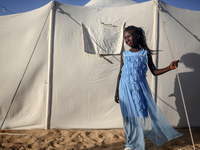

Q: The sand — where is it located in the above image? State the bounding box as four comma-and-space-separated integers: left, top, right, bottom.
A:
0, 128, 200, 150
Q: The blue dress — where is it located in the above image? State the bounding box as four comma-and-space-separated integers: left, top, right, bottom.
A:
119, 49, 182, 150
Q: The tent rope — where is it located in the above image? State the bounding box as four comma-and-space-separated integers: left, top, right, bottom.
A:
0, 8, 51, 131
0, 3, 14, 14
158, 5, 196, 150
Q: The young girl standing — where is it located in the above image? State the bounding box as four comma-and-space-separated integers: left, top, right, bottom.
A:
115, 26, 182, 150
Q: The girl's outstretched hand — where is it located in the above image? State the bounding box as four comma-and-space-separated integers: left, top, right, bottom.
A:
170, 60, 179, 70
115, 92, 120, 103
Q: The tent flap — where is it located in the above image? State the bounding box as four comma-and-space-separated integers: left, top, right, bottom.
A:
82, 23, 125, 54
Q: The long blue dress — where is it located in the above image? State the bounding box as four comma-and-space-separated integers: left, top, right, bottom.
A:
119, 49, 182, 150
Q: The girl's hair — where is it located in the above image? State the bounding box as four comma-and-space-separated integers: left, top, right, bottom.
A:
124, 26, 150, 51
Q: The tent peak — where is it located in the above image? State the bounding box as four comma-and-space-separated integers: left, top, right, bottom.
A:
85, 0, 137, 8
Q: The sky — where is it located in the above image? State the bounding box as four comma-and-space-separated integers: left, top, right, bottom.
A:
0, 0, 200, 16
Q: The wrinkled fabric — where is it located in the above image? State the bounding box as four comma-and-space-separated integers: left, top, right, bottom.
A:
82, 23, 125, 54
119, 49, 182, 149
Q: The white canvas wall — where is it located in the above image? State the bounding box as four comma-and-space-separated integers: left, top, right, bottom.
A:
50, 1, 155, 129
0, 3, 51, 129
0, 1, 199, 129
156, 2, 200, 127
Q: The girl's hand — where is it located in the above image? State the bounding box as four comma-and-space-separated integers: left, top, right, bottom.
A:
115, 92, 120, 103
170, 60, 179, 70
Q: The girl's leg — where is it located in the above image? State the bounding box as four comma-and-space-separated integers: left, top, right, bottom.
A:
123, 116, 145, 150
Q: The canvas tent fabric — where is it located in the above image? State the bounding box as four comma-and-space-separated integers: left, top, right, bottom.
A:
0, 0, 199, 130
82, 23, 125, 54
155, 2, 200, 128
85, 0, 137, 8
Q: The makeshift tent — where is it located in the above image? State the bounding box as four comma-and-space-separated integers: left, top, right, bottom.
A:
0, 0, 200, 130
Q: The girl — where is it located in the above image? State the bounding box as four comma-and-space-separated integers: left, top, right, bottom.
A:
115, 26, 182, 150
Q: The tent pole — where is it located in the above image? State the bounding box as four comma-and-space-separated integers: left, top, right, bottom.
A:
151, 0, 159, 103
46, 0, 55, 130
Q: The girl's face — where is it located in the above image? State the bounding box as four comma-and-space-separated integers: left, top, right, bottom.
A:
124, 30, 139, 48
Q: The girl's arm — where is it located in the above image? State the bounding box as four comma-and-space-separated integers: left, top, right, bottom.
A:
115, 53, 124, 103
147, 50, 179, 76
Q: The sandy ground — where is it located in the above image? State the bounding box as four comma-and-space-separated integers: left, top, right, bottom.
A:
0, 128, 200, 150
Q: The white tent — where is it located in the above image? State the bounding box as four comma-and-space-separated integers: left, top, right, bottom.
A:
0, 0, 199, 130
85, 0, 137, 7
